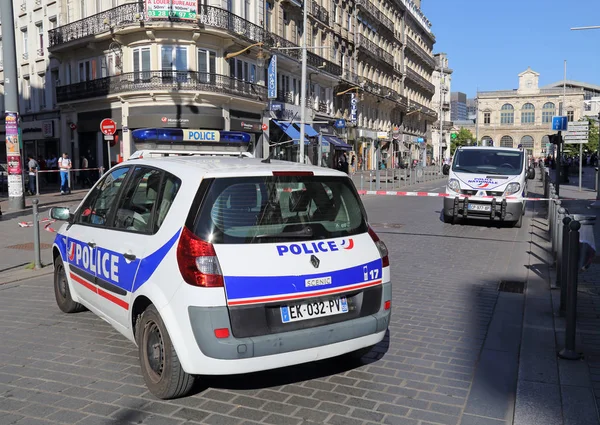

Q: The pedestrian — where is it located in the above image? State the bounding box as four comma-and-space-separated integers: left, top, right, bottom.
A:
58, 152, 72, 195
27, 155, 39, 196
80, 155, 91, 188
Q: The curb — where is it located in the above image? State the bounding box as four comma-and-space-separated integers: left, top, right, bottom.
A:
0, 265, 54, 286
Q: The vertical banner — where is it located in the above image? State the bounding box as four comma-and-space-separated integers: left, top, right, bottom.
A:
350, 93, 358, 125
5, 111, 24, 197
268, 55, 277, 99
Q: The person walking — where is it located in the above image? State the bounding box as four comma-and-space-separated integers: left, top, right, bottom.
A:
27, 155, 39, 196
58, 152, 72, 194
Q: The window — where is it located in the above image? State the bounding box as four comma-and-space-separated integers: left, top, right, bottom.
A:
161, 46, 188, 82
39, 76, 46, 110
521, 103, 535, 124
100, 54, 116, 78
112, 167, 181, 234
229, 57, 254, 82
51, 69, 58, 107
22, 29, 28, 59
133, 47, 151, 81
481, 136, 493, 146
484, 112, 490, 125
36, 23, 44, 55
78, 59, 96, 82
500, 135, 513, 148
76, 167, 131, 227
80, 0, 86, 18
198, 48, 216, 83
542, 102, 555, 124
192, 176, 368, 244
521, 135, 534, 157
333, 3, 338, 24
265, 1, 272, 31
23, 79, 31, 111
500, 103, 514, 125
49, 17, 57, 30
567, 110, 574, 122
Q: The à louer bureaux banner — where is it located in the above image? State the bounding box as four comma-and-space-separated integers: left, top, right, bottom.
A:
145, 0, 197, 20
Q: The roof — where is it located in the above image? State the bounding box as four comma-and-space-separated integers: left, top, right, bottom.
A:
541, 80, 600, 92
457, 146, 521, 152
125, 156, 346, 179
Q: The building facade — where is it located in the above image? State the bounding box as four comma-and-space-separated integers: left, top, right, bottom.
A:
450, 91, 466, 121
431, 52, 451, 163
1, 0, 437, 171
457, 68, 585, 158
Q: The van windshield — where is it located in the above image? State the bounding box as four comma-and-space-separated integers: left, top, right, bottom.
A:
192, 176, 368, 244
452, 149, 524, 176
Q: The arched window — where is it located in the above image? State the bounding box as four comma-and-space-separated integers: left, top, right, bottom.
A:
500, 136, 513, 148
521, 103, 535, 124
542, 102, 555, 124
500, 104, 514, 125
481, 136, 493, 146
541, 135, 550, 154
521, 135, 534, 157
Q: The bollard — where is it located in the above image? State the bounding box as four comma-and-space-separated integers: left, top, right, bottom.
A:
554, 207, 567, 290
572, 214, 597, 271
559, 215, 572, 315
549, 190, 556, 233
558, 219, 582, 360
32, 199, 42, 270
35, 169, 40, 196
552, 200, 562, 258
369, 171, 373, 191
360, 173, 364, 191
67, 169, 72, 193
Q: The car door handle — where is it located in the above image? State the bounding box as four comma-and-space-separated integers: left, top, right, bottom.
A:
87, 242, 96, 248
123, 253, 136, 261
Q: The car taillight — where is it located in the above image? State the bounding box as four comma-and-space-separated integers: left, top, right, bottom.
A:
368, 225, 389, 268
176, 226, 224, 287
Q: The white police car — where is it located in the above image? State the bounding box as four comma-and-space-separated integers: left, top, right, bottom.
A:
49, 154, 392, 399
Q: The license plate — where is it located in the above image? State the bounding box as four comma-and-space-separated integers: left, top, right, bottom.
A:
281, 297, 349, 323
467, 204, 491, 212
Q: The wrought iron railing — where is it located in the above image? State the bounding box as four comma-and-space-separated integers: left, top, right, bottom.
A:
311, 1, 329, 25
341, 68, 360, 84
409, 99, 437, 118
318, 101, 328, 114
307, 51, 342, 76
356, 0, 393, 32
56, 71, 267, 103
405, 38, 436, 69
276, 89, 296, 105
357, 34, 393, 67
49, 2, 143, 47
405, 67, 435, 95
198, 4, 264, 44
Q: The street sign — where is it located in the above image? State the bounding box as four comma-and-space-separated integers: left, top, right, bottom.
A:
103, 135, 114, 140
334, 119, 346, 129
552, 116, 568, 131
100, 118, 116, 135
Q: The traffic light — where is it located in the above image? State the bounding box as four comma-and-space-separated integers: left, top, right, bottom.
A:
548, 134, 561, 145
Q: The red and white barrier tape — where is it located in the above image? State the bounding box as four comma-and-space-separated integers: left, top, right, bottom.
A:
356, 190, 574, 202
18, 218, 58, 233
36, 167, 103, 173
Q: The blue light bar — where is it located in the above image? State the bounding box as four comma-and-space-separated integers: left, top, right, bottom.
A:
131, 128, 251, 144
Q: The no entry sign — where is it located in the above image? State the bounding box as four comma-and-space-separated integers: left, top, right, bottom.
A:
100, 119, 117, 135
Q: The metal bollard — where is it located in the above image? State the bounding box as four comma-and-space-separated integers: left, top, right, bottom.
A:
67, 170, 72, 193
385, 168, 389, 190
369, 171, 373, 191
559, 215, 572, 315
360, 173, 364, 191
35, 169, 40, 196
32, 199, 42, 270
549, 190, 556, 233
554, 207, 567, 290
552, 200, 562, 258
558, 219, 582, 360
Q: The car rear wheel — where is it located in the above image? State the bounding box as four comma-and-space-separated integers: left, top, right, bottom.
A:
137, 305, 195, 399
442, 209, 455, 224
513, 207, 524, 228
54, 257, 86, 313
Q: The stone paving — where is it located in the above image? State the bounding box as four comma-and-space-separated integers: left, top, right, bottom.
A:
0, 172, 597, 424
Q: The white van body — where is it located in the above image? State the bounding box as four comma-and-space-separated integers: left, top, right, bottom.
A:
442, 146, 533, 227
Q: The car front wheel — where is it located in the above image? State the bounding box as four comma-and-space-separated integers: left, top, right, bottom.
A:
136, 305, 195, 399
54, 256, 86, 313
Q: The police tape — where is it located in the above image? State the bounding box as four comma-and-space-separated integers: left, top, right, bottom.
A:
356, 190, 574, 202
18, 218, 55, 227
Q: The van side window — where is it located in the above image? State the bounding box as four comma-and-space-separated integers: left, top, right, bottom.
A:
76, 167, 130, 227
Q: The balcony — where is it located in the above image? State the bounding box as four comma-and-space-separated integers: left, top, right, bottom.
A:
341, 68, 360, 85
56, 71, 267, 103
356, 0, 394, 34
311, 1, 329, 25
357, 34, 394, 68
405, 38, 436, 70
276, 89, 296, 105
405, 68, 435, 95
306, 51, 342, 76
409, 100, 437, 118
318, 101, 329, 114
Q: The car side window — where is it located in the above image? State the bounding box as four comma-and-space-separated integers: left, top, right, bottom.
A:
111, 167, 181, 234
76, 167, 130, 227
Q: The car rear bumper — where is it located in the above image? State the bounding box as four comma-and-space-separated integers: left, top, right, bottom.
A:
181, 281, 391, 372
444, 196, 523, 221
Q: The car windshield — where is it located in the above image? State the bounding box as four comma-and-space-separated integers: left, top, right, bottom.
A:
192, 175, 368, 244
452, 149, 524, 176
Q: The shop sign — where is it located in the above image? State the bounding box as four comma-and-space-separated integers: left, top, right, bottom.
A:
334, 119, 346, 129
350, 93, 358, 125
42, 120, 54, 138
377, 131, 388, 139
146, 0, 197, 20
270, 102, 284, 111
268, 55, 277, 99
183, 129, 220, 142
240, 121, 262, 132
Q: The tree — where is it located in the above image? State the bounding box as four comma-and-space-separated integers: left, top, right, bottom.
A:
451, 128, 476, 155
562, 118, 598, 157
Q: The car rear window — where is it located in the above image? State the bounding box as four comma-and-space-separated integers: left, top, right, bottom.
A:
191, 176, 368, 244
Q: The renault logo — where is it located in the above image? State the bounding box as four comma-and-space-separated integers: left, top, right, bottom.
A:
310, 255, 320, 269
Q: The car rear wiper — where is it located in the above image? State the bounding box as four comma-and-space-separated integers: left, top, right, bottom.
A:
254, 227, 313, 238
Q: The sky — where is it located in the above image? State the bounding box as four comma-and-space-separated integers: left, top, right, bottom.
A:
420, 0, 600, 98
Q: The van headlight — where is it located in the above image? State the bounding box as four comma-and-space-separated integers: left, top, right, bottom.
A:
447, 178, 461, 193
505, 183, 521, 196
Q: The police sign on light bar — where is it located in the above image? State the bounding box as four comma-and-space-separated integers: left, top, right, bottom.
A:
183, 130, 220, 142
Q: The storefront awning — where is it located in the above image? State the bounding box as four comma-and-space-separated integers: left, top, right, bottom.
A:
303, 124, 319, 137
322, 135, 352, 151
272, 121, 319, 144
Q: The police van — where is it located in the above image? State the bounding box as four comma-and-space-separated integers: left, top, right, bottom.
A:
442, 145, 535, 227
49, 151, 391, 399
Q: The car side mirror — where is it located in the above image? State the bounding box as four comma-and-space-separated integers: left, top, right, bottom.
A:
50, 207, 72, 222
442, 164, 450, 175
527, 167, 535, 180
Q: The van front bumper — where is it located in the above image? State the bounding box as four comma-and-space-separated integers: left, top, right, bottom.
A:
443, 196, 523, 221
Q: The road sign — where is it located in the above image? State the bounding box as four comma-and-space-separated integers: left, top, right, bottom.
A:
261, 123, 268, 131
552, 116, 568, 131
334, 119, 346, 129
100, 118, 116, 135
